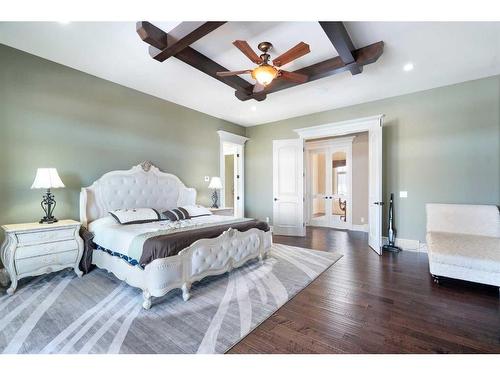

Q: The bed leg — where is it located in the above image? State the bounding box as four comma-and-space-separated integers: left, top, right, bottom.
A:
142, 290, 152, 310
258, 253, 265, 265
182, 282, 191, 302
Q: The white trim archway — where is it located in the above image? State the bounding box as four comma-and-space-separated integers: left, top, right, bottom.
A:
217, 130, 249, 218
294, 114, 385, 254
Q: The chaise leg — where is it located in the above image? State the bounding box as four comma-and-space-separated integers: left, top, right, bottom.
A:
182, 282, 191, 302
142, 290, 152, 310
432, 274, 441, 284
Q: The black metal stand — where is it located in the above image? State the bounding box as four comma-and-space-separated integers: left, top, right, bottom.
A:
382, 193, 401, 253
211, 190, 219, 208
39, 188, 58, 224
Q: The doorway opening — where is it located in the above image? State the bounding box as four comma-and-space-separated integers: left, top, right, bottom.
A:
217, 130, 248, 218
272, 115, 383, 254
306, 133, 369, 232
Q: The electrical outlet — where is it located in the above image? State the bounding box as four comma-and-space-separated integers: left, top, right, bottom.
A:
360, 217, 365, 223
400, 191, 408, 198
204, 176, 210, 182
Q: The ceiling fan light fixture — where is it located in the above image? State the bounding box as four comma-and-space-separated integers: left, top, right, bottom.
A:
251, 64, 278, 86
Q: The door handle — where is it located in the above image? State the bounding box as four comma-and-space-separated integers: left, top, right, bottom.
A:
274, 198, 279, 201
373, 201, 385, 205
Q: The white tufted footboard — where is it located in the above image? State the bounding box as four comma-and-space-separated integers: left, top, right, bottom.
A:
92, 228, 272, 309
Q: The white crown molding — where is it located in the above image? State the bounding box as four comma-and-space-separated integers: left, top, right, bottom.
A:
217, 130, 249, 145
294, 114, 385, 139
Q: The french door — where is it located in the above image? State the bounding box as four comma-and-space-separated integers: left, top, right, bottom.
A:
307, 138, 353, 229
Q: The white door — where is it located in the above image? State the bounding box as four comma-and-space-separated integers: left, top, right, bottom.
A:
234, 146, 244, 218
329, 145, 352, 230
273, 139, 305, 236
308, 148, 329, 227
368, 125, 383, 254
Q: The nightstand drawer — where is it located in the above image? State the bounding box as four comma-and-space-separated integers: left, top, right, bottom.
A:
15, 250, 79, 276
16, 227, 75, 245
15, 239, 79, 260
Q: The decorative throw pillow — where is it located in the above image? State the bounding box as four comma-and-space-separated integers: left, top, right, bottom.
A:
180, 205, 213, 218
162, 207, 191, 221
109, 208, 161, 225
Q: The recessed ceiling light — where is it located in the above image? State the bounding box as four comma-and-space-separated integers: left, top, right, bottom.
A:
250, 105, 257, 111
403, 62, 414, 72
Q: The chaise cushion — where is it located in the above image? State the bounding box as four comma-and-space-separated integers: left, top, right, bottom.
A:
427, 231, 500, 273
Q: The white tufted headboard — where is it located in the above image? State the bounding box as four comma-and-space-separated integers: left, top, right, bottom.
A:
80, 161, 197, 227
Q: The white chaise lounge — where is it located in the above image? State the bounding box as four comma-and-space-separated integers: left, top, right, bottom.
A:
426, 203, 500, 289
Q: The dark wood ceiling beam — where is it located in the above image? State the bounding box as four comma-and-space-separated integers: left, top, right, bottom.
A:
149, 22, 226, 62
236, 41, 384, 101
136, 21, 253, 94
319, 22, 362, 75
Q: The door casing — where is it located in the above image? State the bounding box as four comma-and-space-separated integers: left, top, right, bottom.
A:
294, 115, 384, 255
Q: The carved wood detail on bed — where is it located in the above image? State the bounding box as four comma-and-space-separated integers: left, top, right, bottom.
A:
92, 228, 272, 309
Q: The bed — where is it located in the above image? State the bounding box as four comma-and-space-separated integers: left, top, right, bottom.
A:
80, 161, 272, 309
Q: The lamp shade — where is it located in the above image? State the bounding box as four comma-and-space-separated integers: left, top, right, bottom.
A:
208, 176, 223, 189
31, 168, 65, 189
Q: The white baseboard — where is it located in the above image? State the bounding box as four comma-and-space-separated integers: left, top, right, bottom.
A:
382, 237, 427, 253
351, 224, 369, 232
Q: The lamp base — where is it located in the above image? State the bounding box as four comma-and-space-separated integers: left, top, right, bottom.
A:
211, 190, 219, 209
39, 217, 58, 224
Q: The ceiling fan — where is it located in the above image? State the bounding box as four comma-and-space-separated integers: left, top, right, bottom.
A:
216, 40, 311, 93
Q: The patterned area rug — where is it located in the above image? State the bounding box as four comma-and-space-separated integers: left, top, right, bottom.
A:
0, 244, 342, 354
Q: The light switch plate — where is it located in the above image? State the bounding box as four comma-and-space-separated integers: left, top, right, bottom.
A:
399, 191, 408, 198
204, 176, 210, 182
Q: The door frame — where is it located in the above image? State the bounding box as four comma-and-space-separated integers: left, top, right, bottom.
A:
217, 130, 249, 218
305, 136, 355, 230
294, 114, 384, 254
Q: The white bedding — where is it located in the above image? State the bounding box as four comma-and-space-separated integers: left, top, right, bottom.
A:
89, 214, 248, 258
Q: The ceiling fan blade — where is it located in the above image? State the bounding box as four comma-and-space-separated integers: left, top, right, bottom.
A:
278, 70, 309, 83
216, 70, 252, 77
272, 42, 310, 67
233, 40, 262, 64
253, 83, 266, 93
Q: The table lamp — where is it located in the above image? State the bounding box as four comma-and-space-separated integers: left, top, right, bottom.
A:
31, 168, 65, 224
208, 176, 223, 208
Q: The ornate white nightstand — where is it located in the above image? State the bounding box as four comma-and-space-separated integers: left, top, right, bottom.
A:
0, 220, 83, 295
209, 207, 234, 216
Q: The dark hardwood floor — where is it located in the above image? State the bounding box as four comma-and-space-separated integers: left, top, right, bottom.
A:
229, 227, 500, 354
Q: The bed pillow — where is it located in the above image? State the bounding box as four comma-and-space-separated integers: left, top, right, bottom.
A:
180, 205, 213, 218
162, 207, 191, 221
109, 208, 161, 225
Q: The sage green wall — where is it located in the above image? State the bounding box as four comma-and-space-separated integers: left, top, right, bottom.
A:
244, 75, 500, 242
0, 44, 245, 229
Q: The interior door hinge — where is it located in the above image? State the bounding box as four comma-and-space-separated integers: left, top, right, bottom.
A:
236, 175, 240, 179
237, 153, 240, 157
303, 222, 305, 227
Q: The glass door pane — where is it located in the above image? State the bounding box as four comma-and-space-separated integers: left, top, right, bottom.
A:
331, 151, 348, 226
310, 150, 328, 224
